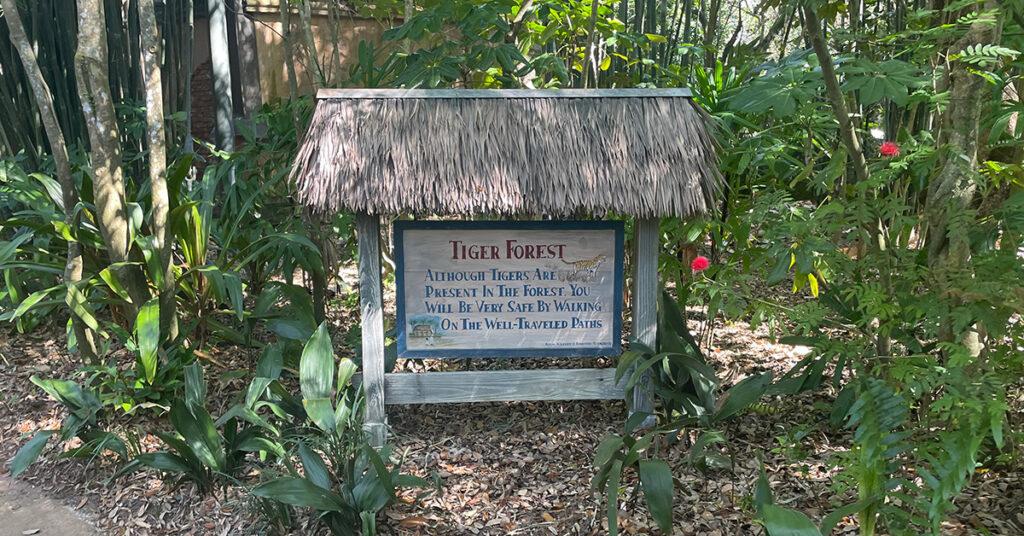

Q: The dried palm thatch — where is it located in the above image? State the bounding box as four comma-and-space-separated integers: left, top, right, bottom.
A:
292, 89, 720, 218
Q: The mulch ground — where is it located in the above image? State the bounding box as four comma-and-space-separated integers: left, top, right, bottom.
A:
1, 318, 1021, 535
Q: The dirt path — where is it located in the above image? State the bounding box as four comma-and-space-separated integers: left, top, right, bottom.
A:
0, 475, 96, 535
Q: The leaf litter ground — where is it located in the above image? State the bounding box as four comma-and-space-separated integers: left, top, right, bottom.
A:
0, 318, 1021, 535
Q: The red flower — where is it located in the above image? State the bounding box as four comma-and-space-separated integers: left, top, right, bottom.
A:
691, 256, 710, 272
880, 141, 900, 157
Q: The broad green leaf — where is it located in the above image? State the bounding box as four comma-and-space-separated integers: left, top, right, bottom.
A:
255, 344, 284, 379
334, 398, 352, 430
136, 298, 160, 384
9, 430, 54, 477
606, 459, 623, 536
591, 434, 623, 490
99, 266, 133, 303
10, 285, 59, 320
990, 404, 1005, 450
223, 271, 244, 321
638, 459, 674, 533
245, 377, 273, 409
336, 357, 357, 391
767, 253, 792, 285
625, 352, 672, 390
169, 400, 225, 471
214, 404, 279, 436
298, 442, 332, 490
821, 499, 874, 535
301, 322, 335, 401
755, 465, 774, 512
364, 444, 396, 498
236, 436, 286, 459
0, 231, 34, 264
714, 372, 773, 423
135, 452, 193, 474
65, 284, 99, 331
762, 504, 822, 536
252, 477, 346, 512
184, 362, 206, 411
266, 317, 315, 341
303, 398, 336, 434
29, 376, 100, 418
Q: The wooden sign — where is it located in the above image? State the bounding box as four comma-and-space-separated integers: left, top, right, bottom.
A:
395, 221, 624, 358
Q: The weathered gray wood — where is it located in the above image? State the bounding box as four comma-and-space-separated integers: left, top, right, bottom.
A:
365, 368, 624, 405
357, 214, 387, 447
316, 88, 694, 100
630, 219, 659, 422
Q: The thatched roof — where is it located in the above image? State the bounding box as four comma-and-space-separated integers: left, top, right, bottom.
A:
292, 89, 720, 218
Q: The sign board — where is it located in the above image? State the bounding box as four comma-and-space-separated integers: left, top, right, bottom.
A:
395, 221, 624, 358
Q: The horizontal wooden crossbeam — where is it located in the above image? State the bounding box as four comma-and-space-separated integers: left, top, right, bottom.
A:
356, 368, 625, 405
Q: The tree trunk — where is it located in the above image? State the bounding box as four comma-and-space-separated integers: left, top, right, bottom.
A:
297, 0, 325, 88
280, 0, 300, 130
581, 0, 600, 88
3, 0, 98, 361
802, 5, 870, 184
925, 1, 1003, 359
702, 0, 721, 68
926, 1, 1003, 265
183, 0, 195, 153
139, 0, 178, 339
75, 0, 150, 319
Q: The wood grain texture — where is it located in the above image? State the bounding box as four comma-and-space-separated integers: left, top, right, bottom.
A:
372, 368, 624, 404
630, 219, 658, 420
317, 88, 694, 99
357, 213, 387, 447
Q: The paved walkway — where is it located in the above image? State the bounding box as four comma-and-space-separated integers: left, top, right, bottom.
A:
0, 475, 95, 535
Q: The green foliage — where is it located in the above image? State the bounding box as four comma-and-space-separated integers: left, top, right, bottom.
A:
617, 290, 772, 426
592, 414, 673, 536
251, 323, 428, 535
253, 443, 428, 536
843, 379, 908, 535
8, 376, 128, 476
116, 363, 284, 492
299, 322, 360, 436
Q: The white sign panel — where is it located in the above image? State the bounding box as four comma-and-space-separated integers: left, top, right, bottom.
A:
395, 221, 624, 358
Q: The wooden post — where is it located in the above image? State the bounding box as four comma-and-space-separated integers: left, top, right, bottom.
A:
630, 218, 658, 423
357, 213, 387, 447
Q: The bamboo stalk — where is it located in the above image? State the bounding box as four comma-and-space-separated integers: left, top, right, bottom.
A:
3, 0, 99, 360
139, 0, 178, 339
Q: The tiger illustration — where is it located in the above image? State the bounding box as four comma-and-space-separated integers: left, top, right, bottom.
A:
558, 254, 608, 282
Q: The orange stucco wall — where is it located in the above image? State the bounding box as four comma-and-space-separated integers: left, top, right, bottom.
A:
249, 11, 388, 102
